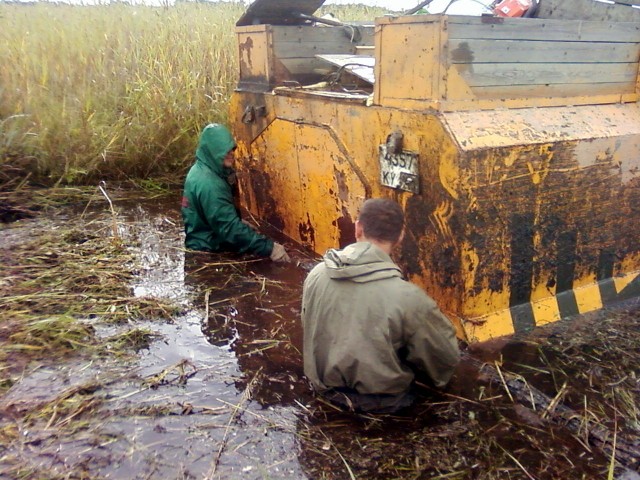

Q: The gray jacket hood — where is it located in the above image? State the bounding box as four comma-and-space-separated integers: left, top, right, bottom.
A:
323, 242, 402, 282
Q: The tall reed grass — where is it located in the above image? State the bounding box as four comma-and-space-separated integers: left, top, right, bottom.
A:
1, 2, 243, 183
0, 2, 388, 184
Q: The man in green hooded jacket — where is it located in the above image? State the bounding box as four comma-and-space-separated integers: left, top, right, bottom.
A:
181, 123, 289, 261
302, 198, 460, 413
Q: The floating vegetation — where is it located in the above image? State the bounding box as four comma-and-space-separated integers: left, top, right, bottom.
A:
23, 382, 103, 431
0, 187, 183, 393
0, 183, 98, 222
7, 315, 95, 354
106, 327, 160, 353
143, 359, 198, 390
0, 186, 187, 478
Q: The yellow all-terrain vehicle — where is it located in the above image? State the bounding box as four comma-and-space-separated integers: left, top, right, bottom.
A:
229, 0, 640, 342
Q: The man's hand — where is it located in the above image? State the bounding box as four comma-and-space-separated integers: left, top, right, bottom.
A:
270, 242, 291, 262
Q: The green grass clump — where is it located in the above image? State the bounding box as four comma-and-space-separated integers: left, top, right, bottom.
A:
106, 327, 159, 352
8, 316, 95, 354
0, 2, 244, 184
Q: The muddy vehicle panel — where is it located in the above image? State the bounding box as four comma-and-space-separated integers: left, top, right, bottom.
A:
230, 0, 640, 342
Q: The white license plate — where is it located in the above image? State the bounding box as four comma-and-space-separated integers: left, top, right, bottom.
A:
378, 145, 420, 194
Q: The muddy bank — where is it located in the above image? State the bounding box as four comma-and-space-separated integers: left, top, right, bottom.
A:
1, 189, 639, 479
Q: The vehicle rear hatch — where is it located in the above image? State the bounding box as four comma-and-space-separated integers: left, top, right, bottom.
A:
237, 0, 326, 26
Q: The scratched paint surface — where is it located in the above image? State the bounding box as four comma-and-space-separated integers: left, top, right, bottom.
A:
232, 89, 640, 342
229, 13, 640, 342
442, 104, 640, 151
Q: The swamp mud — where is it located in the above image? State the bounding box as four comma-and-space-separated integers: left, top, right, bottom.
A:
1, 187, 639, 480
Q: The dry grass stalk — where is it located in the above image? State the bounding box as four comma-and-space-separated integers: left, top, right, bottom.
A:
143, 359, 198, 389
494, 361, 514, 403
319, 429, 357, 480
206, 367, 263, 479
541, 381, 567, 420
608, 415, 618, 480
496, 443, 537, 480
98, 181, 119, 239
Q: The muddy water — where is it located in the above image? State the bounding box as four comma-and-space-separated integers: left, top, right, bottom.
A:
94, 198, 314, 478
3, 195, 640, 479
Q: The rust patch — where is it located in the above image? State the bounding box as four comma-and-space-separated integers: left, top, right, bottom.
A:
248, 168, 285, 232
401, 196, 431, 277
334, 167, 350, 203
336, 207, 355, 249
298, 213, 315, 248
464, 139, 639, 309
618, 176, 640, 266
238, 36, 254, 72
401, 194, 462, 290
332, 166, 356, 248
450, 42, 474, 64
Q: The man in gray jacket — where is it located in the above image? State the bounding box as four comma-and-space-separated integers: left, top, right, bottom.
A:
301, 198, 460, 413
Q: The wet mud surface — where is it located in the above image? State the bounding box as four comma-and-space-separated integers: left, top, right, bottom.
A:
1, 193, 639, 479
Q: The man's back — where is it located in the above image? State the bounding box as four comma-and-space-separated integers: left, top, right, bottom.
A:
302, 241, 460, 396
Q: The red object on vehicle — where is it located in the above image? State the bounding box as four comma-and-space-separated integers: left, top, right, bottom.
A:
494, 0, 532, 17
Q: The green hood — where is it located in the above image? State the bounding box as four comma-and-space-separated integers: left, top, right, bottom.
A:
195, 123, 236, 176
323, 242, 402, 282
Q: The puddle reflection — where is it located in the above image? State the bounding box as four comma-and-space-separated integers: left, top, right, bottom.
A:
184, 251, 312, 408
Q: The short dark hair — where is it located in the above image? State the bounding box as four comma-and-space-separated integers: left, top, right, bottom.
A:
357, 198, 404, 243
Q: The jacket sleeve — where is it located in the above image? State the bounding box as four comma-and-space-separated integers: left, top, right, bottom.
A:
403, 289, 460, 388
198, 177, 274, 257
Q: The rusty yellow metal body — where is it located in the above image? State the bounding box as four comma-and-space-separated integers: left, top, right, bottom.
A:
230, 9, 640, 342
